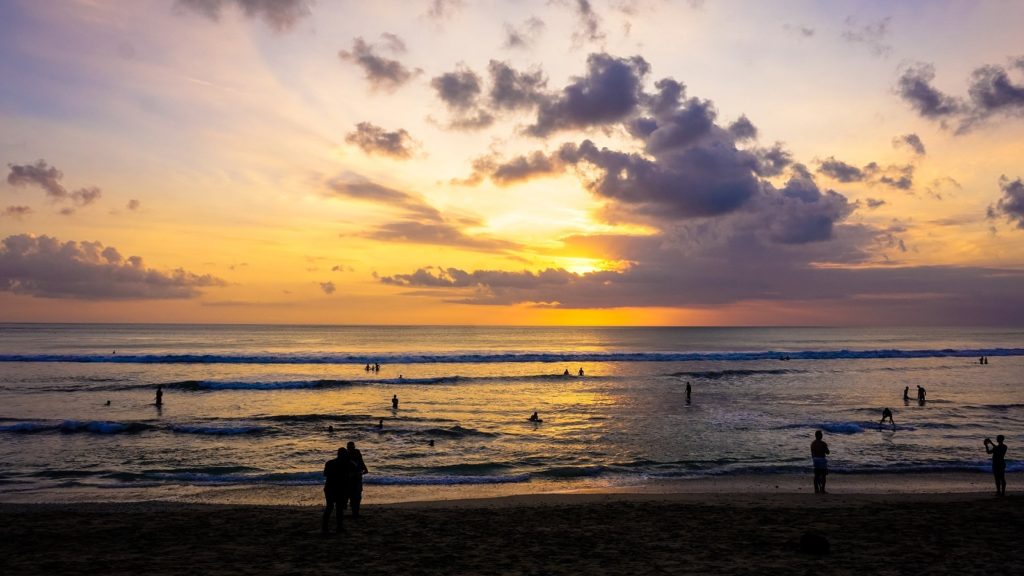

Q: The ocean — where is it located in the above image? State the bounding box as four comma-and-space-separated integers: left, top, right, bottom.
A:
0, 324, 1022, 502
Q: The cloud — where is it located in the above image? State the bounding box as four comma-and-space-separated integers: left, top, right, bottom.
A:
2, 206, 32, 220
841, 16, 892, 57
431, 66, 483, 111
570, 0, 606, 44
345, 122, 418, 159
783, 23, 815, 38
893, 133, 926, 155
895, 63, 964, 119
528, 53, 650, 136
7, 160, 103, 209
326, 174, 442, 222
504, 17, 545, 49
896, 58, 1024, 132
488, 61, 548, 111
865, 198, 886, 209
817, 157, 914, 190
175, 0, 312, 32
339, 36, 420, 92
425, 0, 463, 20
0, 234, 225, 300
463, 151, 562, 186
364, 221, 522, 252
728, 115, 758, 141
7, 160, 67, 200
319, 281, 336, 295
127, 199, 141, 211
988, 176, 1024, 229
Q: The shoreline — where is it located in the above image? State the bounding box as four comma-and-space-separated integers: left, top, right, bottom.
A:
2, 471, 1017, 506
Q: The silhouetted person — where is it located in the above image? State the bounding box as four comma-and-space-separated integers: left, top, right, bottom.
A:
529, 411, 540, 422
428, 439, 435, 447
685, 382, 692, 403
328, 425, 334, 433
903, 386, 909, 401
155, 385, 163, 407
105, 400, 111, 406
374, 363, 380, 372
811, 430, 830, 494
563, 369, 570, 376
392, 394, 399, 410
322, 447, 354, 534
347, 441, 369, 517
880, 407, 895, 429
578, 367, 584, 376
377, 418, 384, 429
984, 435, 1008, 496
980, 356, 985, 365
365, 363, 371, 372
917, 385, 926, 404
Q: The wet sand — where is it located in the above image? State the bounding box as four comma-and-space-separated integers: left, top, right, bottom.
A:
2, 477, 1021, 576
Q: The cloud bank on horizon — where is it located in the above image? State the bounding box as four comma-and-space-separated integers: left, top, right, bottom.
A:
0, 0, 1022, 325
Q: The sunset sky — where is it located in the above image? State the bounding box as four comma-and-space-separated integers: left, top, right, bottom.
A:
2, 0, 1023, 325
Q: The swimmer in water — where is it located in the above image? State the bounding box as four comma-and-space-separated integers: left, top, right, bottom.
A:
880, 407, 895, 430
529, 411, 540, 422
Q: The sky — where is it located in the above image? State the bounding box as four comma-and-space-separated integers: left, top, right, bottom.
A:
1, 0, 1024, 326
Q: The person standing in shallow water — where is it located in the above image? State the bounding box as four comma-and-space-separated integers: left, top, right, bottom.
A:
984, 435, 1008, 496
903, 386, 909, 402
155, 385, 163, 407
392, 394, 399, 410
322, 447, 354, 534
685, 382, 692, 403
811, 430, 830, 494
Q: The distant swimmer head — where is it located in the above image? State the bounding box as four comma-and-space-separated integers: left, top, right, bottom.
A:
815, 430, 823, 439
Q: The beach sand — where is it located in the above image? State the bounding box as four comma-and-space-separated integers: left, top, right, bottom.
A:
2, 475, 1021, 576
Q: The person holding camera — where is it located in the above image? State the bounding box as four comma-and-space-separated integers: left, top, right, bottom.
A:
984, 435, 1008, 497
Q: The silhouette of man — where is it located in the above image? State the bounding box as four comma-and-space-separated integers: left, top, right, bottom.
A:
347, 441, 369, 517
322, 447, 354, 534
563, 369, 570, 376
392, 394, 399, 410
811, 430, 830, 494
155, 385, 163, 407
578, 367, 584, 376
903, 386, 909, 401
880, 407, 895, 429
984, 435, 1008, 496
685, 382, 692, 403
529, 411, 539, 422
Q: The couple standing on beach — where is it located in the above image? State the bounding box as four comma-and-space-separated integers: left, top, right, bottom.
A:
322, 442, 369, 534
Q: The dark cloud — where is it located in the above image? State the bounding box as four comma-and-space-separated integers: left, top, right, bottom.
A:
488, 61, 547, 111
464, 151, 562, 186
0, 234, 224, 300
895, 63, 964, 119
988, 176, 1024, 229
528, 54, 650, 136
642, 98, 717, 153
865, 198, 886, 209
431, 66, 483, 111
127, 199, 141, 211
504, 17, 545, 49
339, 36, 420, 92
319, 281, 336, 295
2, 206, 32, 220
326, 174, 442, 222
817, 157, 864, 183
7, 160, 103, 209
967, 63, 1024, 119
752, 143, 792, 177
7, 160, 67, 200
345, 122, 417, 159
728, 115, 758, 141
841, 16, 891, 57
817, 157, 914, 190
893, 133, 926, 155
558, 138, 759, 219
379, 33, 407, 54
176, 0, 311, 32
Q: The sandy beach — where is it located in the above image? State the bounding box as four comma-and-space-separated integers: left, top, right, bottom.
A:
3, 475, 1021, 576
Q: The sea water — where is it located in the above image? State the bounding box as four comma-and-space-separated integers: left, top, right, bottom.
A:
0, 324, 1021, 501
